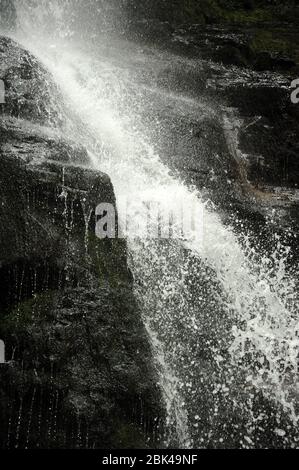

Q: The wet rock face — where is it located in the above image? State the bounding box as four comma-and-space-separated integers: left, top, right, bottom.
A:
126, 1, 299, 73
0, 37, 64, 125
0, 37, 164, 448
219, 80, 299, 231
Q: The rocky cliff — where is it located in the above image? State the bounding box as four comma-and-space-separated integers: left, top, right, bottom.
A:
0, 36, 164, 449
122, 1, 299, 242
125, 1, 299, 73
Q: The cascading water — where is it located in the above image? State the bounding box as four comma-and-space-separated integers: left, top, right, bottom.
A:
6, 0, 299, 448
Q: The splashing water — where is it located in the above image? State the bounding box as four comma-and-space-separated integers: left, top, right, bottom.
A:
8, 0, 299, 448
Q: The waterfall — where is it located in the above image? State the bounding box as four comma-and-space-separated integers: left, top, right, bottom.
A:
7, 0, 299, 448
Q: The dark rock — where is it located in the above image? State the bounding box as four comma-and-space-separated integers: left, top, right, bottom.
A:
0, 37, 65, 126
215, 44, 250, 67
0, 36, 165, 448
253, 52, 296, 72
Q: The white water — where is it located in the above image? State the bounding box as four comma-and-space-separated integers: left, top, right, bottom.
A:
7, 0, 299, 448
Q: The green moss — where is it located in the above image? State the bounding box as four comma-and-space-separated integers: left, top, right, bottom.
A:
171, 2, 274, 25
87, 230, 130, 287
183, 0, 222, 23
113, 422, 148, 448
222, 8, 273, 24
250, 30, 298, 62
156, 0, 223, 24
251, 31, 285, 53
0, 292, 55, 334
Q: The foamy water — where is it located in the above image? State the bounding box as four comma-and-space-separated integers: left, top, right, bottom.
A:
8, 0, 299, 447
